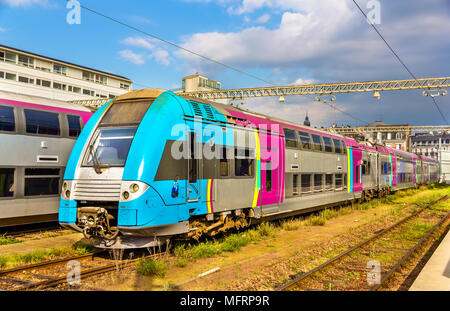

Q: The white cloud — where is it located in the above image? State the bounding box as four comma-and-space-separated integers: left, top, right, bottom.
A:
118, 49, 145, 65
121, 36, 155, 50
0, 0, 51, 7
292, 78, 315, 85
149, 49, 171, 66
256, 13, 270, 23
0, 27, 5, 32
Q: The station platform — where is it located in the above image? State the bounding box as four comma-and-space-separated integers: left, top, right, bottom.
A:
409, 230, 450, 291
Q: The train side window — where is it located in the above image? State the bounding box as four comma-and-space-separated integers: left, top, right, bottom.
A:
314, 174, 323, 192
0, 168, 15, 198
325, 174, 333, 190
335, 173, 343, 190
293, 174, 299, 196
341, 141, 347, 154
311, 134, 323, 152
219, 146, 231, 177
67, 115, 82, 137
265, 162, 272, 192
0, 105, 15, 132
301, 174, 312, 193
283, 128, 298, 149
235, 148, 255, 177
362, 160, 367, 175
343, 173, 348, 189
24, 109, 60, 136
333, 139, 342, 154
298, 131, 312, 150
24, 168, 60, 196
323, 137, 333, 152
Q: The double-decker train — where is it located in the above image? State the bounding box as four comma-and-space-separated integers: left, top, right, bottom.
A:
0, 91, 92, 227
58, 89, 440, 248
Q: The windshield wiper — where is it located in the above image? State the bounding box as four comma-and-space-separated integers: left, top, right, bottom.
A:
89, 144, 102, 174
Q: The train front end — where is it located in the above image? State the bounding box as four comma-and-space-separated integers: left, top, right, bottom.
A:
58, 89, 190, 248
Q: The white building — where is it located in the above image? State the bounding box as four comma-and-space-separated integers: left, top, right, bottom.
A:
0, 44, 132, 101
181, 73, 221, 93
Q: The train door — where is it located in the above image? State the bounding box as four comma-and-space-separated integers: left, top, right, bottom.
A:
187, 131, 201, 202
259, 130, 282, 209
391, 154, 397, 186
353, 149, 363, 192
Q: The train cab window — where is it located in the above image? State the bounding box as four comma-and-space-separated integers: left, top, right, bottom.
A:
0, 168, 15, 198
100, 100, 153, 126
314, 174, 323, 192
67, 115, 82, 137
235, 148, 254, 177
335, 173, 343, 190
24, 109, 60, 136
333, 139, 342, 154
323, 137, 333, 152
301, 174, 312, 193
298, 131, 312, 150
283, 128, 298, 148
0, 105, 15, 132
24, 168, 60, 196
311, 134, 323, 152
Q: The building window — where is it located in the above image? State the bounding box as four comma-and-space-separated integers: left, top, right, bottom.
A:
53, 82, 66, 91
36, 79, 51, 87
24, 109, 60, 136
18, 76, 34, 84
95, 74, 107, 85
67, 115, 82, 137
301, 174, 311, 193
120, 83, 130, 90
5, 72, 16, 81
24, 168, 60, 196
53, 64, 66, 75
18, 55, 34, 68
0, 51, 16, 64
0, 105, 15, 132
83, 89, 95, 96
235, 148, 254, 177
0, 168, 15, 198
82, 71, 94, 82
311, 134, 323, 152
0, 71, 3, 79
283, 128, 298, 148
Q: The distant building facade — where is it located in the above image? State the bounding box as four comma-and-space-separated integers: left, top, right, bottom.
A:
181, 73, 221, 93
0, 44, 132, 101
412, 133, 450, 160
366, 121, 411, 152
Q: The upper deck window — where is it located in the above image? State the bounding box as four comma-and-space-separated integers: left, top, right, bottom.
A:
323, 136, 333, 152
311, 134, 323, 151
0, 105, 15, 132
67, 115, 82, 137
333, 139, 342, 153
298, 131, 312, 150
24, 109, 60, 136
283, 128, 298, 148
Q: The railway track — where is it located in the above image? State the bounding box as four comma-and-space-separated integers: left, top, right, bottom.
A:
1, 223, 65, 239
277, 195, 450, 291
0, 250, 156, 291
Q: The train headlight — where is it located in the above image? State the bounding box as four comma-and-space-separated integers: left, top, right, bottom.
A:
122, 191, 130, 200
130, 183, 139, 193
63, 182, 68, 191
65, 190, 71, 199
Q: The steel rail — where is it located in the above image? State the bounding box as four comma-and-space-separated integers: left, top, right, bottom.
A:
276, 195, 448, 291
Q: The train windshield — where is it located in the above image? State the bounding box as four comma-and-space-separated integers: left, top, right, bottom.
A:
84, 126, 137, 167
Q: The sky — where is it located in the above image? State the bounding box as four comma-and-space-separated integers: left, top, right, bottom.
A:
0, 0, 449, 127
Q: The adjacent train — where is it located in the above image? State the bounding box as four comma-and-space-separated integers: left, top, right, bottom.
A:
0, 91, 92, 227
58, 89, 440, 248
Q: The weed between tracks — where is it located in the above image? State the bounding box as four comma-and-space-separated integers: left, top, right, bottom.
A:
0, 240, 95, 269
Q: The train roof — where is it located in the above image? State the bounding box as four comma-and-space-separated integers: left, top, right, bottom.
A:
0, 90, 92, 112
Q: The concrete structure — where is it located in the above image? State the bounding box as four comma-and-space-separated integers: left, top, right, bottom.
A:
0, 44, 132, 101
412, 133, 450, 160
181, 73, 221, 93
438, 150, 450, 183
410, 231, 450, 291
